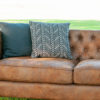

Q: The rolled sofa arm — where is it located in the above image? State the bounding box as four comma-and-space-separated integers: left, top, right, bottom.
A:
0, 31, 2, 59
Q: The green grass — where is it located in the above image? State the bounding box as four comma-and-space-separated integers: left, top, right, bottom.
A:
0, 19, 100, 100
0, 97, 44, 100
0, 19, 100, 30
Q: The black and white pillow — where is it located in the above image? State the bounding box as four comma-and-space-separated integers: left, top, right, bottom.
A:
29, 21, 72, 59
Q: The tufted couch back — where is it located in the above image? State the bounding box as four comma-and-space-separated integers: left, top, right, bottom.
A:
0, 30, 100, 61
69, 30, 100, 61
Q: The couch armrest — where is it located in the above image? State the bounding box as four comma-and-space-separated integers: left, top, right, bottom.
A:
0, 31, 2, 59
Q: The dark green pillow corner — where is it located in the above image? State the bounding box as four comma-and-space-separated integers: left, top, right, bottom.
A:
0, 22, 32, 58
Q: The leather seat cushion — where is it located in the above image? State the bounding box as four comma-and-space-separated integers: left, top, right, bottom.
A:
74, 59, 100, 85
0, 57, 75, 84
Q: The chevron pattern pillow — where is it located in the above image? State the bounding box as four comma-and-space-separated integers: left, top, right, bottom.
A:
29, 21, 72, 59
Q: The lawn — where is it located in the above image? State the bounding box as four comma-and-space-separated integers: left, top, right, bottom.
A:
0, 19, 100, 100
0, 97, 44, 100
0, 19, 100, 30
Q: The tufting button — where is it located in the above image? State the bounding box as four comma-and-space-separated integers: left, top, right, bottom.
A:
78, 34, 83, 41
84, 47, 89, 52
91, 35, 96, 40
97, 47, 100, 52
69, 35, 71, 40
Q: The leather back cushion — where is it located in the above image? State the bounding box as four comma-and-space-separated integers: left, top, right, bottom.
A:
69, 30, 100, 60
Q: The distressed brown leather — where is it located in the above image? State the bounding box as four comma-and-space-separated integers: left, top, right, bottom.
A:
0, 81, 73, 100
70, 30, 100, 61
1, 81, 100, 100
0, 57, 75, 84
1, 30, 100, 99
74, 59, 100, 85
0, 31, 2, 59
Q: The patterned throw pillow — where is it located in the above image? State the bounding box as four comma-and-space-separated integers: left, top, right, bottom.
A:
29, 21, 72, 59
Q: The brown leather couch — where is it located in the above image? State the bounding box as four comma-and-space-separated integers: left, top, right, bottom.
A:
0, 30, 100, 100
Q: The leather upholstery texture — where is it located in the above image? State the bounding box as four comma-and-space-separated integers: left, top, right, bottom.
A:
0, 30, 100, 99
0, 57, 75, 84
0, 81, 100, 100
74, 59, 100, 85
70, 30, 100, 61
